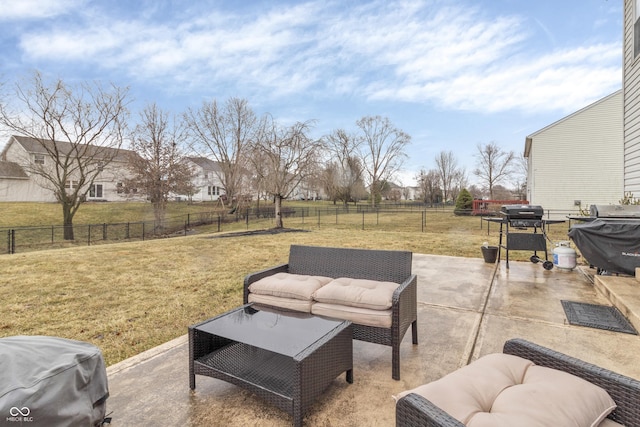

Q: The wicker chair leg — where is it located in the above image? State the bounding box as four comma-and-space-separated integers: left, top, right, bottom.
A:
412, 321, 418, 344
393, 343, 401, 380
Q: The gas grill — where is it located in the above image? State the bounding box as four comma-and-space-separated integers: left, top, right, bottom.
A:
590, 204, 640, 219
497, 204, 559, 270
500, 205, 544, 228
569, 205, 640, 275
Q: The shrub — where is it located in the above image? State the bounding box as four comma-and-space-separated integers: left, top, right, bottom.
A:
454, 188, 473, 216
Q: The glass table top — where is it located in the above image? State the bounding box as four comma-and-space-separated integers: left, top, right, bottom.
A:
195, 304, 350, 357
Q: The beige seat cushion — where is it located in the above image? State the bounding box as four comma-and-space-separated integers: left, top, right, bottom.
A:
247, 294, 313, 313
598, 418, 624, 427
311, 303, 392, 328
395, 353, 617, 427
312, 277, 399, 310
248, 273, 333, 301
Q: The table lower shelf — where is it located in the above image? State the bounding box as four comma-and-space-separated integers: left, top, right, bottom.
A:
195, 341, 295, 399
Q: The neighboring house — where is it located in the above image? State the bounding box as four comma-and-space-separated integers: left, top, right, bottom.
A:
524, 90, 623, 216
0, 135, 136, 202
624, 0, 640, 196
182, 157, 226, 202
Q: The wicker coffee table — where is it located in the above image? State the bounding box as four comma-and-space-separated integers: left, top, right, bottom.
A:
189, 304, 353, 426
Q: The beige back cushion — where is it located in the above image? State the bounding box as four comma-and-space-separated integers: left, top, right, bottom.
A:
248, 273, 333, 301
312, 277, 399, 310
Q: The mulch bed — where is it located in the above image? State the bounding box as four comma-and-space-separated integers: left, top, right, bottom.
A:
207, 228, 310, 238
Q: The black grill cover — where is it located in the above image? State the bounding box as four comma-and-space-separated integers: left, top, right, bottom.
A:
568, 219, 640, 275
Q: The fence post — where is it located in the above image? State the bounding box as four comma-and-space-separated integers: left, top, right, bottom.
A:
362, 211, 365, 230
246, 208, 249, 229
317, 210, 321, 228
51, 225, 54, 243
187, 213, 190, 227
217, 215, 221, 232
103, 223, 107, 240
126, 223, 130, 239
88, 225, 91, 246
184, 221, 188, 236
142, 222, 145, 241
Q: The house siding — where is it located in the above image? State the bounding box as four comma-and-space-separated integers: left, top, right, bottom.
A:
624, 0, 640, 195
0, 136, 136, 202
526, 91, 623, 216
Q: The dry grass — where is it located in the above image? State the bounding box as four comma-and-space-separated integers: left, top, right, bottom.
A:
0, 204, 574, 366
0, 201, 221, 228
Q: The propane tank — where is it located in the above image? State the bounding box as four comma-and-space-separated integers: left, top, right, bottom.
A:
553, 241, 577, 271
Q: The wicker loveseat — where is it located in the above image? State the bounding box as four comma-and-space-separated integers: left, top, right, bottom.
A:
396, 338, 640, 426
243, 244, 418, 380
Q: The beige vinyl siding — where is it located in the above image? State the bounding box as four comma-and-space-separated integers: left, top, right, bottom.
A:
526, 91, 623, 217
624, 0, 640, 195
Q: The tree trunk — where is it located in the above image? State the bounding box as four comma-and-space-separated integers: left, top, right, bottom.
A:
274, 194, 284, 228
153, 199, 166, 232
62, 203, 75, 240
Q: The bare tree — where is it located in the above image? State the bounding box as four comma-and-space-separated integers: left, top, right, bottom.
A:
184, 97, 257, 209
322, 129, 365, 205
434, 151, 463, 204
126, 103, 196, 228
0, 71, 129, 239
251, 117, 322, 228
513, 152, 528, 200
473, 142, 515, 199
356, 116, 411, 206
415, 168, 441, 206
450, 168, 468, 203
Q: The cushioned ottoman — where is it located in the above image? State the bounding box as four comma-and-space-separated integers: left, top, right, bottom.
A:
395, 353, 620, 427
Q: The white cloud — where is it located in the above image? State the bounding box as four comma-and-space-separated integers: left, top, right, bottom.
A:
11, 0, 622, 115
0, 0, 83, 20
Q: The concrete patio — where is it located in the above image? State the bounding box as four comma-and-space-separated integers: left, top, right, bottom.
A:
105, 254, 640, 426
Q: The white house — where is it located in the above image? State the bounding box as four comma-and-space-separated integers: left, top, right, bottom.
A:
624, 0, 640, 197
181, 157, 226, 202
524, 90, 623, 216
0, 135, 136, 202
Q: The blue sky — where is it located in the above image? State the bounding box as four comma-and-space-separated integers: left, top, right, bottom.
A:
0, 0, 623, 187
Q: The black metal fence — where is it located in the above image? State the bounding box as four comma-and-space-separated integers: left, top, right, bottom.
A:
2, 211, 223, 255
1, 204, 579, 255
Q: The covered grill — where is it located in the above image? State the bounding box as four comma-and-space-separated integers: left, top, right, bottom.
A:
569, 205, 640, 275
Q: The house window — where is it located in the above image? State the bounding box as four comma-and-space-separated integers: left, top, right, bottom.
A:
65, 180, 78, 189
635, 0, 640, 57
34, 154, 45, 165
116, 182, 124, 194
90, 184, 103, 198
207, 186, 220, 196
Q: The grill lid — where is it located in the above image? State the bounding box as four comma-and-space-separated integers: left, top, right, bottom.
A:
590, 205, 640, 218
500, 204, 544, 219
